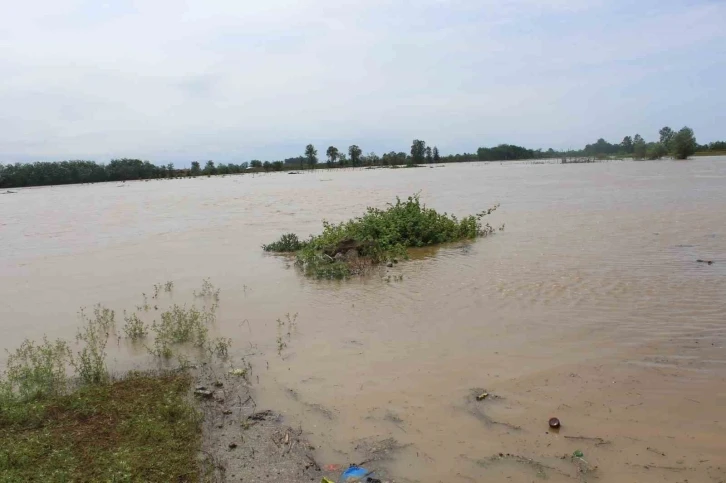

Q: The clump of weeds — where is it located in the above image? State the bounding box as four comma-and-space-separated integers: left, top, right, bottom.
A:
1, 337, 72, 403
72, 305, 115, 385
276, 318, 287, 355
136, 293, 151, 312
207, 337, 232, 359
122, 311, 148, 340
147, 304, 215, 359
285, 312, 298, 338
194, 278, 220, 302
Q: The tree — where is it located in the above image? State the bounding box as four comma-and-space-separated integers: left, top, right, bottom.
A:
659, 126, 675, 151
410, 139, 426, 164
620, 136, 633, 154
190, 161, 201, 176
646, 143, 667, 160
477, 144, 535, 161
166, 162, 174, 177
425, 146, 433, 163
326, 146, 339, 167
432, 146, 440, 162
633, 134, 647, 160
263, 161, 271, 171
250, 160, 262, 168
338, 153, 348, 167
367, 152, 380, 166
348, 145, 362, 167
304, 144, 318, 169
203, 160, 216, 175
671, 126, 697, 160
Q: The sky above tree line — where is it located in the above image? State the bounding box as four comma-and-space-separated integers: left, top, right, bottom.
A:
1, 0, 724, 166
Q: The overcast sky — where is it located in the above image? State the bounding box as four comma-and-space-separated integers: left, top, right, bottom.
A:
1, 0, 724, 165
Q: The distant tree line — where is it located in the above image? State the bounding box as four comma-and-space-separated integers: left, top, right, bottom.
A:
0, 158, 257, 188
587, 126, 698, 161
1, 126, 720, 189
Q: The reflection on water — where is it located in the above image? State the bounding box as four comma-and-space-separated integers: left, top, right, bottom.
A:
1, 159, 725, 482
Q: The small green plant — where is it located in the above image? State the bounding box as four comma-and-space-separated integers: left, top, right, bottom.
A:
276, 318, 287, 355
122, 312, 148, 340
136, 293, 151, 312
1, 337, 72, 402
78, 304, 115, 334
276, 335, 287, 355
262, 233, 306, 252
207, 338, 232, 359
194, 278, 220, 302
156, 305, 210, 346
285, 312, 298, 339
148, 337, 174, 359
72, 306, 114, 385
146, 303, 218, 359
164, 281, 174, 292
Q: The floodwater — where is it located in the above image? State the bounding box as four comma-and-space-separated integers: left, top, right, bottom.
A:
1, 159, 725, 482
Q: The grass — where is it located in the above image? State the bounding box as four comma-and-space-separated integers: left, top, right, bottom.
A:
264, 194, 501, 279
0, 371, 201, 482
0, 279, 229, 482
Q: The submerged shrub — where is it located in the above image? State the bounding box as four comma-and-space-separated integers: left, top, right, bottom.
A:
264, 194, 501, 279
123, 312, 148, 340
148, 303, 219, 359
263, 233, 306, 252
72, 306, 115, 385
1, 337, 72, 402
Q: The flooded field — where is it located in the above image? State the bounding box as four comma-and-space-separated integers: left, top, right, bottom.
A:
1, 159, 725, 482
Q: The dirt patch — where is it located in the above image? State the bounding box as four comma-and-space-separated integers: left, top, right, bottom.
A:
194, 366, 333, 483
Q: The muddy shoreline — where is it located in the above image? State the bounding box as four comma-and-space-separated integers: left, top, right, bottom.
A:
195, 365, 404, 483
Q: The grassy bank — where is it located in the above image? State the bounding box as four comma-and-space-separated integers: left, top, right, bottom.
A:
0, 281, 228, 482
0, 371, 201, 482
264, 194, 502, 278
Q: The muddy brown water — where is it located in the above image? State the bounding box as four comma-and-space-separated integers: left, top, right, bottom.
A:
1, 159, 725, 482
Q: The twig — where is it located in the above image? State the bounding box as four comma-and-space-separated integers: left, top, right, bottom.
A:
564, 436, 610, 446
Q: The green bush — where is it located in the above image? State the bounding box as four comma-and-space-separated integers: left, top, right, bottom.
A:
265, 194, 500, 279
263, 233, 306, 252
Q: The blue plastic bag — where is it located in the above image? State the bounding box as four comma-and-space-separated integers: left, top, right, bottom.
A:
338, 465, 371, 482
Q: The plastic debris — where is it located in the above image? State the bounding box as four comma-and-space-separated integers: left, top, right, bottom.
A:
228, 368, 247, 376
548, 417, 561, 429
324, 464, 342, 472
476, 392, 489, 401
339, 465, 373, 482
573, 450, 584, 458
322, 478, 336, 483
